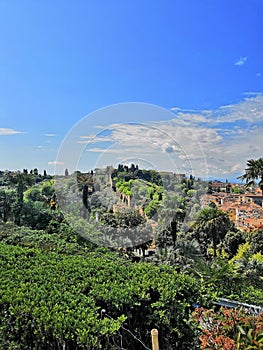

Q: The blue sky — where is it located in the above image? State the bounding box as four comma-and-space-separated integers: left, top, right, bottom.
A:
0, 0, 262, 179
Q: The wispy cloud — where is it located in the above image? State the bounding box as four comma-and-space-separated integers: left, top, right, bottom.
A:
169, 95, 263, 177
59, 94, 263, 178
92, 94, 263, 178
217, 93, 263, 123
234, 56, 247, 66
48, 160, 64, 165
86, 148, 123, 153
36, 145, 45, 151
78, 136, 112, 144
44, 133, 56, 137
0, 128, 24, 135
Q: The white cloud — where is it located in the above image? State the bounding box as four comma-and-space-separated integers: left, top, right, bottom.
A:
86, 148, 123, 153
243, 91, 261, 96
0, 128, 24, 135
78, 136, 112, 144
63, 94, 263, 178
170, 94, 263, 127
36, 145, 45, 151
44, 133, 56, 137
103, 95, 263, 178
177, 113, 208, 124
48, 161, 64, 165
230, 163, 243, 173
161, 142, 180, 153
170, 107, 203, 113
234, 56, 247, 66
217, 93, 263, 123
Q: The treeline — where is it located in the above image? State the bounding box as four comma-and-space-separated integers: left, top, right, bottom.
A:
111, 163, 163, 185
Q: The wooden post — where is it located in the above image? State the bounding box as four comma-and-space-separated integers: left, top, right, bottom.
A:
151, 328, 159, 350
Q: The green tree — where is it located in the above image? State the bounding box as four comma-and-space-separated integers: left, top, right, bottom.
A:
238, 157, 263, 192
13, 177, 25, 226
222, 230, 246, 259
21, 201, 53, 229
230, 242, 263, 291
191, 257, 238, 295
24, 187, 42, 202
193, 206, 233, 258
247, 230, 263, 255
0, 189, 16, 222
41, 181, 55, 197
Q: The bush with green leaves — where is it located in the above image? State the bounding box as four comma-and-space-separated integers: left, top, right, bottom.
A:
0, 242, 209, 349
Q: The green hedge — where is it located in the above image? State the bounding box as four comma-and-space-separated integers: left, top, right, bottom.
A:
0, 242, 207, 349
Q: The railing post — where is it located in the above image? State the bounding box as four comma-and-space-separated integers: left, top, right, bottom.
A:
151, 328, 159, 350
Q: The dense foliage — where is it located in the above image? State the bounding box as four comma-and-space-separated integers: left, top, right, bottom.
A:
0, 163, 263, 349
0, 242, 206, 349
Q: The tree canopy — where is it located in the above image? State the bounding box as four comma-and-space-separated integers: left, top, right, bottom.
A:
238, 157, 263, 192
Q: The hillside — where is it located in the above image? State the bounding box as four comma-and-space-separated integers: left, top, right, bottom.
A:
0, 164, 263, 349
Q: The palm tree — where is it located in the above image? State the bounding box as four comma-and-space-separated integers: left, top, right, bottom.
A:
238, 158, 263, 192
193, 205, 233, 258
190, 257, 238, 293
